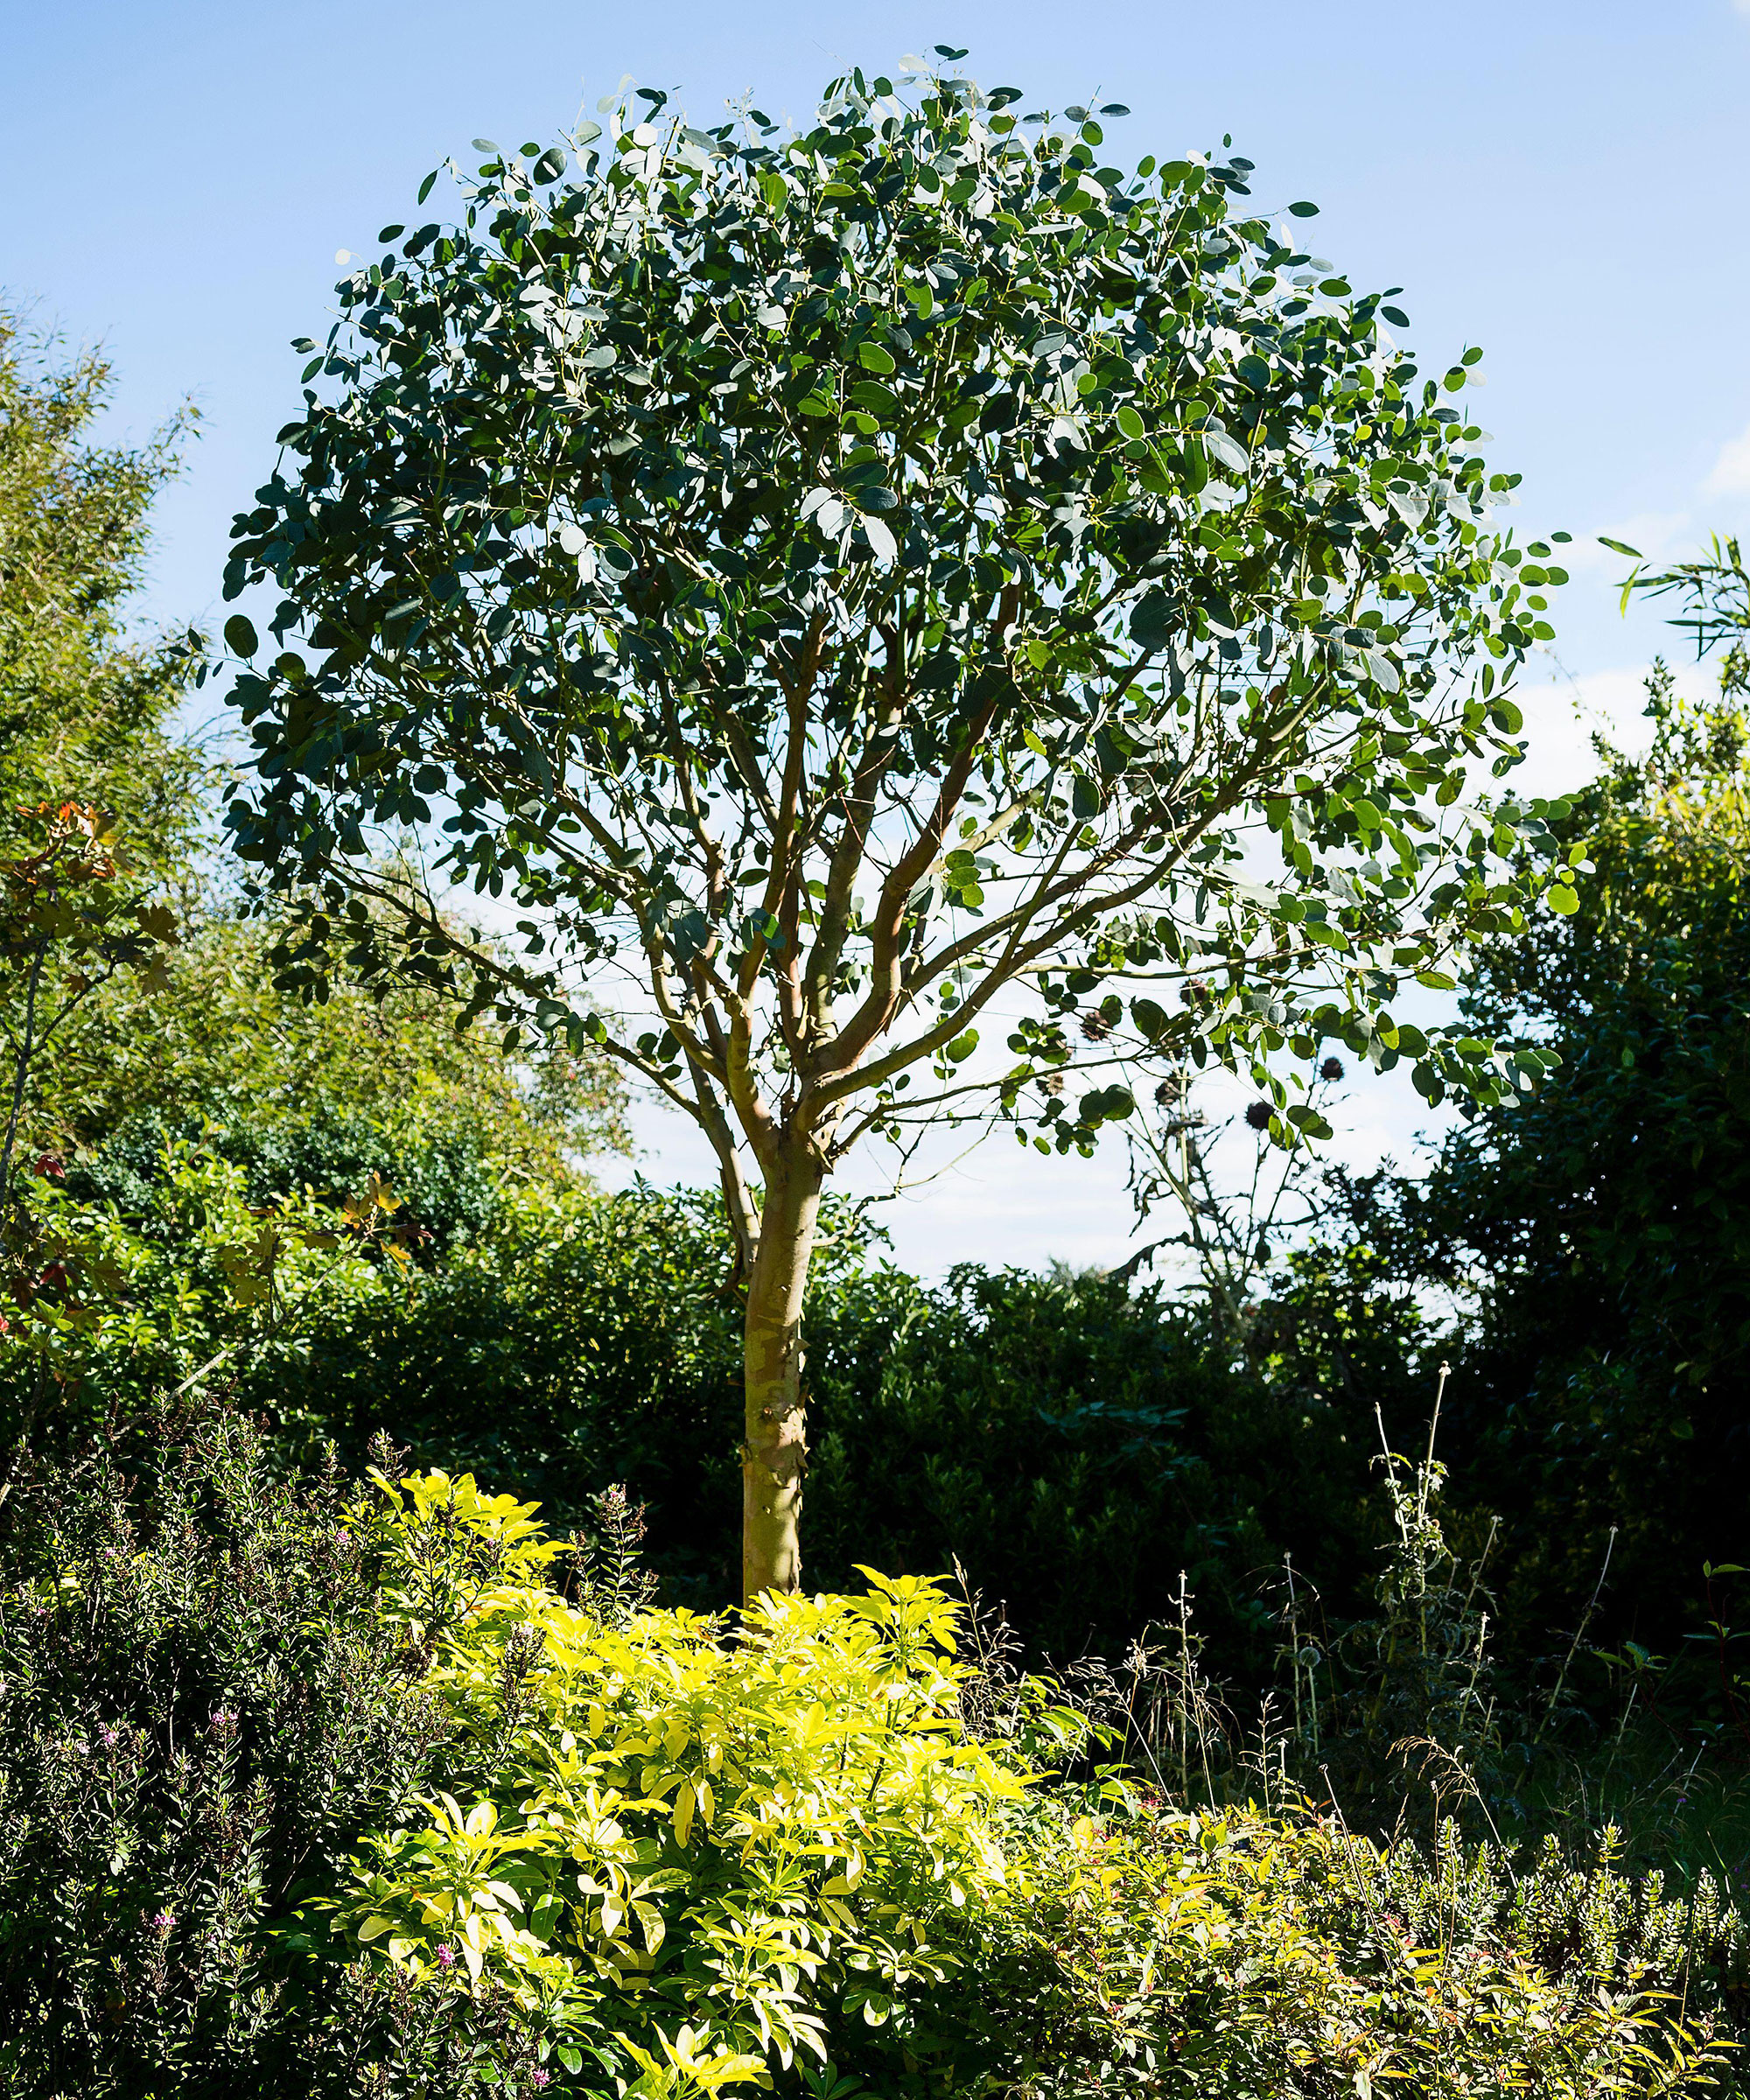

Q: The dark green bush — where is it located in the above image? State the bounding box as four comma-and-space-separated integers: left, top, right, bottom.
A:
0, 1406, 556, 2096
66, 1104, 514, 1261
801, 1258, 1372, 1669
8, 1141, 1380, 1666
1294, 685, 1750, 1682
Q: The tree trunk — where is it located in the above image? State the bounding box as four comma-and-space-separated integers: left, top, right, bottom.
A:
741, 1137, 823, 1601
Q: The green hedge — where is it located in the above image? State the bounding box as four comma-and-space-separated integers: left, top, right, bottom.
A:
10, 1137, 1376, 1673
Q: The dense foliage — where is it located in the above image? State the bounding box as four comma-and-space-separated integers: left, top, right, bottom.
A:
1305, 676, 1750, 1671
318, 1461, 1750, 2098
1, 1149, 1382, 1659
0, 313, 202, 874
0, 1410, 526, 2096
9, 1424, 1733, 2099
45, 907, 629, 1197
0, 318, 627, 1449
330, 1468, 1053, 2085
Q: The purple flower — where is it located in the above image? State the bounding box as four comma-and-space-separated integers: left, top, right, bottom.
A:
98, 1724, 120, 1750
433, 1942, 455, 1969
530, 2076, 551, 2091
151, 1909, 176, 1934
210, 1708, 238, 1732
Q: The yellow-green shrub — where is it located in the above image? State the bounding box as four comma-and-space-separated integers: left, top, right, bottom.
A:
325, 1470, 1740, 2100
976, 1798, 1739, 2098
327, 1467, 1067, 2094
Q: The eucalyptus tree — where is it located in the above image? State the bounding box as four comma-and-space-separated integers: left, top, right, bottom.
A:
220, 54, 1572, 1598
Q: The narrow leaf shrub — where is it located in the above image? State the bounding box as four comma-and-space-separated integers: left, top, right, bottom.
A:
0, 1409, 552, 2096
969, 1797, 1746, 2098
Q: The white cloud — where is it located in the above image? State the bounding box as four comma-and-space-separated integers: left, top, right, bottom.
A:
1508, 662, 1657, 803
1560, 511, 1690, 577
1706, 420, 1750, 495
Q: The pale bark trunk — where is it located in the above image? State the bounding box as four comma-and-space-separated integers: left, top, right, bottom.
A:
741, 1138, 822, 1601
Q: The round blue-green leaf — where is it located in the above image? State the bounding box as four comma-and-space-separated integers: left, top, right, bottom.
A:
1288, 200, 1320, 217
223, 614, 259, 659
1205, 429, 1250, 475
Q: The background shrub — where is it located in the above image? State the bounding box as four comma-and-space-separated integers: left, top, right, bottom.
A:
0, 1406, 520, 2096
4, 1158, 1378, 1663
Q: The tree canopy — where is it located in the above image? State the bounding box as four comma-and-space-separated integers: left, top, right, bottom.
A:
219, 57, 1574, 1591
0, 313, 203, 868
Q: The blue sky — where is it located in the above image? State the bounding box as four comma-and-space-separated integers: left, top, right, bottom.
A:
7, 1, 1750, 1271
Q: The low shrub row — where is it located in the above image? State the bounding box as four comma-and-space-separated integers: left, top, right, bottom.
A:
1, 1412, 1744, 2097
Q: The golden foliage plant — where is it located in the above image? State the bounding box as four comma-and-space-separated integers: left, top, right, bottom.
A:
328, 1466, 1057, 2095
321, 1470, 1736, 2100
